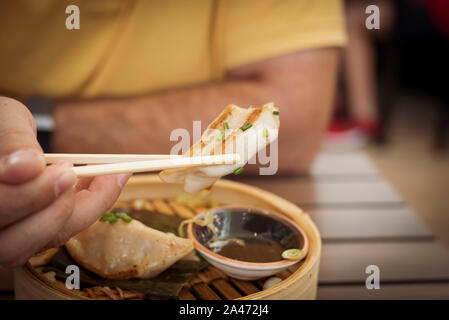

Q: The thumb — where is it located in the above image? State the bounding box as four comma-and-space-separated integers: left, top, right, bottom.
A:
0, 97, 46, 184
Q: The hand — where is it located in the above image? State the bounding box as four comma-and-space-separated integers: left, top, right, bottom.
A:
0, 97, 131, 267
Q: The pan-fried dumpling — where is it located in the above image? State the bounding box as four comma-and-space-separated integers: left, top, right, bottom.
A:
160, 102, 280, 193
65, 219, 193, 280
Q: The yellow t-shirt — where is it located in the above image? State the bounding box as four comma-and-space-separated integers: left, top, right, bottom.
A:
0, 0, 346, 99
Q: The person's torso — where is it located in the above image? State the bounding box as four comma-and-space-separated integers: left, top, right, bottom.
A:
0, 0, 218, 98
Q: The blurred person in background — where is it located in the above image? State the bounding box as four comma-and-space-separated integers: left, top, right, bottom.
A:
0, 0, 346, 266
328, 0, 449, 150
326, 0, 395, 150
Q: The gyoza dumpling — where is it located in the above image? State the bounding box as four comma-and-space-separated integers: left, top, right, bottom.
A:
160, 102, 280, 193
65, 219, 193, 280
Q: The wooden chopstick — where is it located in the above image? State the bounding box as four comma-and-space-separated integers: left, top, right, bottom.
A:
44, 153, 181, 164
71, 154, 242, 177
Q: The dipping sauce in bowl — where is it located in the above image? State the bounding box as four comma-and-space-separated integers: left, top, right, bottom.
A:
187, 206, 308, 280
218, 237, 286, 263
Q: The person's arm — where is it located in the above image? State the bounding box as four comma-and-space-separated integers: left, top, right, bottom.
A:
53, 47, 340, 173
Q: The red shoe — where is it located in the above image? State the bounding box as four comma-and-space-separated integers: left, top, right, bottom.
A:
355, 118, 380, 139
324, 117, 379, 152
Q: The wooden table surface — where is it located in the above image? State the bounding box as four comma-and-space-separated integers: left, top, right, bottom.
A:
1, 151, 448, 300
238, 151, 449, 299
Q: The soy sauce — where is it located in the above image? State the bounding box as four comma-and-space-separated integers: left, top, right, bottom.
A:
217, 237, 285, 263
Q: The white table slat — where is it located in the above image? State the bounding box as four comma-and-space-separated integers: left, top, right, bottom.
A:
308, 207, 433, 240
317, 283, 449, 300
319, 241, 449, 283
238, 177, 403, 206
311, 151, 379, 176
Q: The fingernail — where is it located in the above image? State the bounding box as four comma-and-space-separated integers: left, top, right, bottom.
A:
54, 169, 77, 197
1, 149, 45, 173
117, 173, 131, 188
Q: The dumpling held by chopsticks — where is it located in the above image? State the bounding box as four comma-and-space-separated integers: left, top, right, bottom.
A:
159, 102, 280, 193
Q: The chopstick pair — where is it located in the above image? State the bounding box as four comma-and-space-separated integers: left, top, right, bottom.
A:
44, 153, 241, 177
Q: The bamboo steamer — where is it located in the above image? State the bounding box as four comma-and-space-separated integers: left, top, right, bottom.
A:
14, 174, 321, 300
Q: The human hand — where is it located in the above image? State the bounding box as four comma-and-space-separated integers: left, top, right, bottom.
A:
0, 97, 131, 267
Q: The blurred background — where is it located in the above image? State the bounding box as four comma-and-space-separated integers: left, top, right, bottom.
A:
29, 0, 449, 248
322, 0, 449, 248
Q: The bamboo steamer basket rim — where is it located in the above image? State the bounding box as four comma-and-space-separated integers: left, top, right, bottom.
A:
19, 174, 321, 300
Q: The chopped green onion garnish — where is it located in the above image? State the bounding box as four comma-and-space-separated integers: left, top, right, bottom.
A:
272, 110, 279, 115
223, 122, 229, 130
241, 123, 252, 131
282, 248, 303, 260
263, 128, 269, 138
100, 212, 132, 224
116, 212, 132, 223
99, 213, 112, 222
99, 212, 118, 224
217, 131, 225, 141
233, 167, 244, 175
